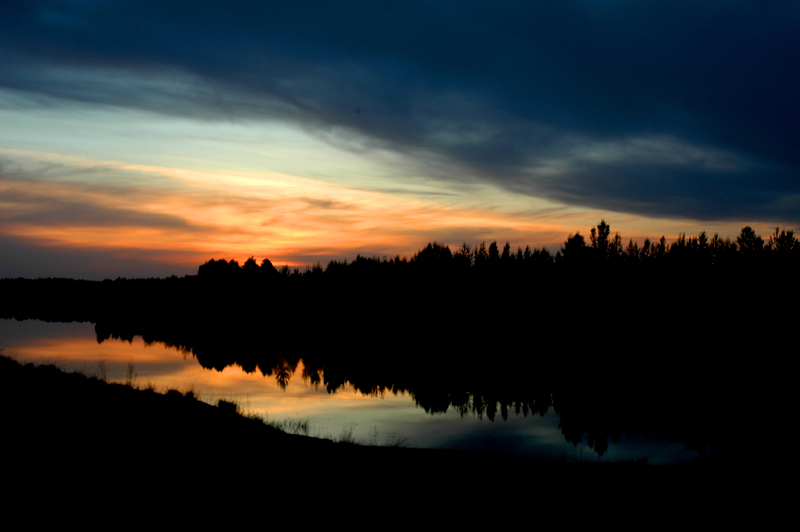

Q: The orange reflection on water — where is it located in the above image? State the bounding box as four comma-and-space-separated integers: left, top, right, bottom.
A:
9, 330, 410, 427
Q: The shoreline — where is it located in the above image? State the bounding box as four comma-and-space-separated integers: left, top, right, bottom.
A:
1, 353, 744, 492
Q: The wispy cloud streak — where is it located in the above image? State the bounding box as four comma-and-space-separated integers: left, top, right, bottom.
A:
1, 1, 798, 222
2, 150, 609, 278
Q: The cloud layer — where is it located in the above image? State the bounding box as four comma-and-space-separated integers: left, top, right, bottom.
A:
2, 1, 799, 222
3, 150, 585, 279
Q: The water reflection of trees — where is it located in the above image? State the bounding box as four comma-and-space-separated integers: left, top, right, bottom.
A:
92, 320, 744, 458
2, 221, 796, 457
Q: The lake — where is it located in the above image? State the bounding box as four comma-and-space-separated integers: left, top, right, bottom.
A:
0, 318, 726, 464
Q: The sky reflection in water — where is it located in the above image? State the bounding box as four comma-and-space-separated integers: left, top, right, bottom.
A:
0, 318, 714, 464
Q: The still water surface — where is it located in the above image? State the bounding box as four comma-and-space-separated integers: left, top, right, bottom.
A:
1, 318, 716, 464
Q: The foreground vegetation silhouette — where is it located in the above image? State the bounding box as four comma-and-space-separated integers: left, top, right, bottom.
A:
2, 221, 796, 459
4, 351, 749, 510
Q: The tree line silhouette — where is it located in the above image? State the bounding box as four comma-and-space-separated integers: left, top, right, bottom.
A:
3, 220, 796, 365
195, 221, 799, 281
2, 220, 795, 459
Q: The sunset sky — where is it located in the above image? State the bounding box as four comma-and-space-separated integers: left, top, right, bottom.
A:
2, 1, 798, 279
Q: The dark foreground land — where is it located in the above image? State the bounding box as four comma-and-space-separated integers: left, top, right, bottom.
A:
1, 353, 752, 512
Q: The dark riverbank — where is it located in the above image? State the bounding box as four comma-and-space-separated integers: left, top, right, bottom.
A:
1, 353, 748, 506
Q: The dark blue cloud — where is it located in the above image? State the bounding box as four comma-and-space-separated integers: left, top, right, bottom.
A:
2, 0, 798, 222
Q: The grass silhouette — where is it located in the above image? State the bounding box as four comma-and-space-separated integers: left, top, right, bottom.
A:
0, 350, 746, 511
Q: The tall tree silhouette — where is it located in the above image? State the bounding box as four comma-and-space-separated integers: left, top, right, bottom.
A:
590, 220, 611, 261
736, 226, 764, 257
560, 232, 587, 264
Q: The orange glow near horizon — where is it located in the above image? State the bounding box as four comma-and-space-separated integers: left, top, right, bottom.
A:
1, 148, 789, 277
1, 151, 584, 268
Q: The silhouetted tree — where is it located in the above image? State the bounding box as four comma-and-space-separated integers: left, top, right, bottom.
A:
501, 242, 512, 263
767, 227, 797, 254
242, 256, 259, 279
197, 258, 241, 280
473, 242, 489, 268
412, 242, 453, 267
711, 233, 736, 266
453, 243, 472, 269
560, 232, 587, 264
590, 220, 611, 261
736, 226, 764, 257
625, 239, 639, 263
488, 241, 500, 263
261, 257, 278, 275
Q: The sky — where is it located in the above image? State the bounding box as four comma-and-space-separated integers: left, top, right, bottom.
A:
1, 1, 798, 279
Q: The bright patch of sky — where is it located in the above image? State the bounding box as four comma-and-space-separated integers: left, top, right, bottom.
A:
0, 86, 784, 279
